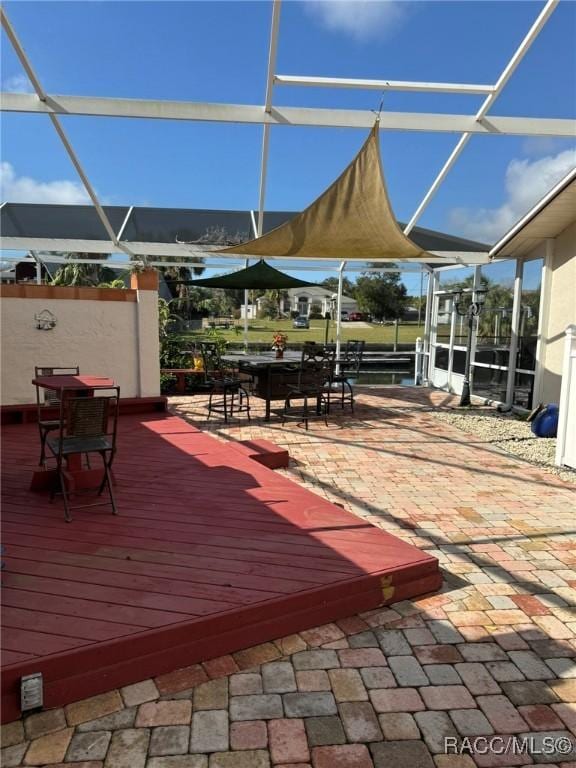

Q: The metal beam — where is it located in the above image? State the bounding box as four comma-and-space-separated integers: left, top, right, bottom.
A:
404, 0, 560, 234
0, 7, 135, 259
257, 0, 282, 237
1, 237, 491, 264
2, 92, 573, 137
275, 75, 495, 95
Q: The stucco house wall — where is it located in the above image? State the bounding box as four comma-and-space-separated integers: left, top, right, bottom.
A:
0, 283, 160, 405
537, 221, 576, 404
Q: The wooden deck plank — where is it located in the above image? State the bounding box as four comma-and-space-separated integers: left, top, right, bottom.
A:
1, 606, 145, 641
1, 412, 441, 722
1, 588, 185, 627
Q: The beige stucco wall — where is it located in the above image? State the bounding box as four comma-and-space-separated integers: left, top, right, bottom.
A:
0, 286, 160, 405
538, 220, 576, 404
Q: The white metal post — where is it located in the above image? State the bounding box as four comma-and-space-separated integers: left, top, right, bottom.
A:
404, 0, 559, 235
505, 258, 524, 406
30, 250, 42, 284
243, 259, 250, 352
274, 75, 495, 95
555, 325, 576, 468
447, 297, 457, 391
0, 7, 134, 259
468, 266, 482, 395
532, 239, 555, 406
426, 272, 440, 384
256, 0, 281, 238
335, 261, 346, 370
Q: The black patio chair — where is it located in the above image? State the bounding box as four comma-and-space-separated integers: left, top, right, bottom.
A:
327, 340, 365, 412
46, 390, 120, 522
282, 343, 335, 430
198, 342, 251, 423
34, 365, 80, 466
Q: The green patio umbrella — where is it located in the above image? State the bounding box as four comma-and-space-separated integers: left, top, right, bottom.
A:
181, 259, 317, 349
184, 259, 317, 289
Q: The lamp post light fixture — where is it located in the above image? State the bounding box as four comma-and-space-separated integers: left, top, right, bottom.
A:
452, 287, 487, 407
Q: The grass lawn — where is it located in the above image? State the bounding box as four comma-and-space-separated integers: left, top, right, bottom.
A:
178, 319, 425, 346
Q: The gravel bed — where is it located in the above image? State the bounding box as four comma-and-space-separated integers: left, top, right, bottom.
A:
431, 407, 576, 484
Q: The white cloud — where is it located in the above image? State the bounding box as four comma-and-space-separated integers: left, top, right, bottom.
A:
0, 162, 91, 204
521, 137, 573, 157
2, 74, 33, 93
448, 148, 576, 244
305, 0, 407, 41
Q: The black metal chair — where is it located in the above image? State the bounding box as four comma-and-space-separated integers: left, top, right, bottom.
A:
34, 365, 80, 466
46, 390, 120, 522
199, 342, 251, 423
282, 343, 335, 430
327, 340, 365, 412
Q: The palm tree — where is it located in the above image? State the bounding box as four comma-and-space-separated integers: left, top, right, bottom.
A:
50, 252, 115, 286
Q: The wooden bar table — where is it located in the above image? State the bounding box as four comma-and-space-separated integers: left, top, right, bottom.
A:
31, 375, 117, 491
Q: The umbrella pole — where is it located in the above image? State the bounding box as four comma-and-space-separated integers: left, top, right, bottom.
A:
335, 261, 346, 373
243, 259, 249, 352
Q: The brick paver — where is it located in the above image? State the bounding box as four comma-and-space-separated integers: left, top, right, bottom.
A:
3, 389, 575, 768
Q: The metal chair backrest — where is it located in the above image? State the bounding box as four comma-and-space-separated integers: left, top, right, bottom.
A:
67, 397, 111, 438
198, 341, 224, 380
342, 340, 365, 373
298, 343, 335, 390
35, 366, 81, 408
55, 391, 120, 458
35, 366, 80, 377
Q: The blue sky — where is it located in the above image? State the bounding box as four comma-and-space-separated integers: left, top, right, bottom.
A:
1, 1, 575, 293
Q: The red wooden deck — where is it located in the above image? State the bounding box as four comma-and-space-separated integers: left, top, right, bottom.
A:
1, 412, 441, 722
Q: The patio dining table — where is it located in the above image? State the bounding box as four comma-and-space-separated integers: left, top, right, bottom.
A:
222, 351, 301, 421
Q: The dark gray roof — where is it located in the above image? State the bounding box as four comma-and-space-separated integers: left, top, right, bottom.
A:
0, 203, 489, 253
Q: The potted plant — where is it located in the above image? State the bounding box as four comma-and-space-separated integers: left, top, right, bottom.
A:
130, 264, 159, 291
272, 331, 288, 359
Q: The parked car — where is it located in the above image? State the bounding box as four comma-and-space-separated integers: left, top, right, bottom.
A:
340, 310, 349, 321
348, 312, 365, 321
292, 315, 310, 329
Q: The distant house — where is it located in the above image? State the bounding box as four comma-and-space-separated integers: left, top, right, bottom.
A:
255, 286, 358, 317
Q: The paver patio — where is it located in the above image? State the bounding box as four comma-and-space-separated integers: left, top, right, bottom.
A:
2, 386, 575, 768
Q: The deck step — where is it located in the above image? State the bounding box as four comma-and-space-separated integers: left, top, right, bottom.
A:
231, 439, 290, 469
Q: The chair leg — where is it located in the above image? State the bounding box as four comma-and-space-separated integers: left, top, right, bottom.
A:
246, 392, 251, 422
39, 429, 47, 466
241, 387, 251, 421
58, 469, 72, 523
348, 382, 355, 412
223, 388, 229, 423
303, 395, 309, 431
207, 390, 214, 420
104, 459, 118, 516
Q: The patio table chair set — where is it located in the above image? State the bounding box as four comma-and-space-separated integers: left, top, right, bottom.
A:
189, 340, 365, 428
33, 366, 120, 522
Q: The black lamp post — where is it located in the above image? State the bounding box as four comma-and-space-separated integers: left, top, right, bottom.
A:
453, 288, 487, 407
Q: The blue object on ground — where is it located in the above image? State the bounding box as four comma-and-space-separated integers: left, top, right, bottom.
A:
531, 404, 559, 438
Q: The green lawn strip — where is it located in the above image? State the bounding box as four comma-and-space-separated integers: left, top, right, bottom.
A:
176, 320, 424, 346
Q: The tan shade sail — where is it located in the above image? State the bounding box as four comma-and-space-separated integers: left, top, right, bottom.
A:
220, 123, 428, 260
